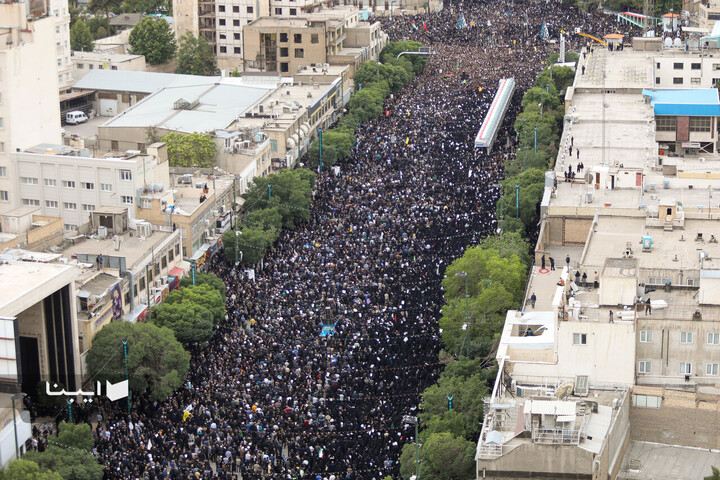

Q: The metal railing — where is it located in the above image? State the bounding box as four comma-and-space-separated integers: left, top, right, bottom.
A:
532, 427, 581, 445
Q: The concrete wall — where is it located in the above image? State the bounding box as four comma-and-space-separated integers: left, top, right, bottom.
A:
630, 387, 720, 449
477, 442, 595, 478
243, 24, 327, 74
564, 217, 591, 245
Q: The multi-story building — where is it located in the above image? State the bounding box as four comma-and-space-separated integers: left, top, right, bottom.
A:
0, 3, 62, 157
243, 7, 387, 75
72, 51, 147, 82
0, 143, 169, 235
476, 44, 720, 478
653, 53, 720, 89
49, 0, 73, 92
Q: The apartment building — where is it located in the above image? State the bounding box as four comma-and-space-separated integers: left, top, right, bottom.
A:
243, 7, 386, 75
49, 0, 73, 92
653, 54, 720, 89
0, 143, 169, 235
72, 51, 147, 82
0, 3, 62, 157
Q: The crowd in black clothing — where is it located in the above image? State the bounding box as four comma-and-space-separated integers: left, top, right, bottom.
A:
79, 2, 635, 480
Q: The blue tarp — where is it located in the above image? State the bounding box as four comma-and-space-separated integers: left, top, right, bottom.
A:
642, 88, 720, 117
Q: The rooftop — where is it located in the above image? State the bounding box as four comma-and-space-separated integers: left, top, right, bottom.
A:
72, 70, 221, 94
0, 261, 74, 317
102, 82, 275, 133
72, 51, 144, 63
617, 440, 720, 479
643, 88, 720, 117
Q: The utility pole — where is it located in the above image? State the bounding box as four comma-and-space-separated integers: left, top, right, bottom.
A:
268, 184, 272, 200
515, 184, 520, 220
123, 339, 130, 413
317, 129, 323, 172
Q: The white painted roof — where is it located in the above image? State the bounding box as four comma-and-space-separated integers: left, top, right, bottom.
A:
525, 400, 576, 416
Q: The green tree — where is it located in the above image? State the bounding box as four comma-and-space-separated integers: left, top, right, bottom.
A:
307, 128, 355, 168
24, 446, 103, 480
150, 301, 214, 344
178, 272, 226, 299
705, 466, 720, 480
163, 132, 217, 167
245, 207, 283, 231
176, 32, 219, 76
0, 459, 62, 480
54, 422, 93, 451
86, 321, 189, 401
241, 169, 314, 229
419, 432, 475, 480
85, 16, 113, 39
123, 0, 170, 14
236, 224, 279, 264
495, 168, 546, 234
347, 81, 389, 125
128, 17, 177, 64
163, 284, 224, 325
479, 232, 532, 269
419, 372, 488, 440
70, 20, 94, 52
88, 0, 122, 29
380, 40, 427, 75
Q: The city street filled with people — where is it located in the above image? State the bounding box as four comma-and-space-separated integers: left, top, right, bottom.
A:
88, 1, 635, 479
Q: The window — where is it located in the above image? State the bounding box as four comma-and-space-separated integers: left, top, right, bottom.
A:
640, 330, 653, 343
232, 5, 239, 12
101, 183, 112, 191
45, 200, 58, 208
0, 142, 4, 153
270, 139, 278, 152
220, 46, 227, 53
708, 332, 720, 345
290, 8, 297, 14
20, 177, 38, 185
44, 178, 56, 186
294, 33, 302, 43
121, 195, 134, 204
81, 182, 94, 190
681, 331, 694, 344
707, 363, 719, 376
656, 62, 660, 69
233, 19, 240, 26
311, 33, 319, 44
219, 33, 226, 39
280, 62, 289, 73
680, 362, 692, 374
218, 4, 225, 11
633, 394, 661, 407
63, 202, 77, 210
64, 224, 78, 232
0, 166, 5, 177
82, 204, 95, 212
111, 140, 118, 150
120, 170, 132, 181
161, 255, 167, 268
673, 62, 684, 69
234, 33, 240, 40
673, 77, 684, 84
691, 77, 701, 85
572, 333, 587, 345
139, 277, 145, 291
639, 361, 651, 373
280, 32, 288, 42
21, 198, 40, 206
692, 62, 701, 70
690, 117, 711, 132
218, 19, 226, 25
247, 6, 253, 13
280, 47, 289, 57
234, 47, 241, 54
713, 63, 720, 71
112, 66, 118, 70
140, 198, 152, 209
0, 191, 7, 201
294, 48, 304, 58
77, 63, 84, 69
175, 244, 180, 255
168, 248, 174, 261
62, 180, 75, 188
89, 64, 94, 70
656, 116, 676, 132
275, 7, 282, 14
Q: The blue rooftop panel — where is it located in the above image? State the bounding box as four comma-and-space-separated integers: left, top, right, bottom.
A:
643, 88, 720, 117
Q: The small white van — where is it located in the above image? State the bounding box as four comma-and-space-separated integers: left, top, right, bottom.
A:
66, 111, 88, 125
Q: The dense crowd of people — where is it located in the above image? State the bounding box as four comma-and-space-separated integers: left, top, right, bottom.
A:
79, 1, 636, 479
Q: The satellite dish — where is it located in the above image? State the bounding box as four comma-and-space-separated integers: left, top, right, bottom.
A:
555, 381, 575, 400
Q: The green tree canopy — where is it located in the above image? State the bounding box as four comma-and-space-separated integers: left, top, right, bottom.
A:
235, 224, 279, 264
399, 432, 475, 480
178, 272, 226, 298
163, 132, 217, 167
24, 446, 104, 480
176, 32, 219, 76
163, 284, 224, 325
307, 129, 355, 169
241, 169, 314, 229
86, 321, 189, 401
54, 422, 93, 451
128, 17, 177, 64
0, 459, 62, 480
495, 168, 546, 234
245, 206, 283, 232
151, 301, 214, 344
380, 40, 427, 75
705, 466, 720, 480
123, 0, 171, 14
88, 0, 122, 26
70, 20, 94, 52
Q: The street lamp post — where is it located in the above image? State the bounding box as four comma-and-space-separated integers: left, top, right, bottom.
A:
455, 271, 470, 358
534, 126, 538, 153
11, 393, 26, 460
235, 230, 241, 265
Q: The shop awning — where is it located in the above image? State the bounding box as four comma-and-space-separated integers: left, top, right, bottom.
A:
169, 266, 185, 278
